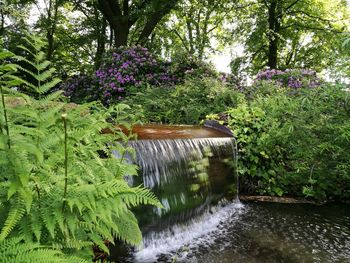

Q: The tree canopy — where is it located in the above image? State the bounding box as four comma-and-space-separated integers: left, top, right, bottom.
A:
1, 0, 349, 79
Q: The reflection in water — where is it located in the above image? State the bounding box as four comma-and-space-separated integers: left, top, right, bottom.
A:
112, 138, 350, 263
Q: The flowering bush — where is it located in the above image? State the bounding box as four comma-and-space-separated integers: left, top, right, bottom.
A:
218, 72, 244, 92
255, 69, 322, 89
60, 74, 99, 103
61, 48, 245, 105
61, 47, 177, 105
96, 47, 177, 105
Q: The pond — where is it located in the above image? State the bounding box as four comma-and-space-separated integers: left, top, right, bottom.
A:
114, 201, 350, 263
111, 136, 350, 263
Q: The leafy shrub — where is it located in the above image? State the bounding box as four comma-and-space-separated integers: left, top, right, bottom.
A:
255, 68, 322, 89
206, 81, 350, 201
124, 77, 241, 125
0, 36, 161, 261
205, 101, 285, 197
170, 55, 218, 81
61, 47, 177, 105
218, 72, 244, 91
260, 84, 350, 200
61, 74, 99, 104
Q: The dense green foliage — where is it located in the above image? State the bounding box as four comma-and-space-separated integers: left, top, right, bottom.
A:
207, 80, 350, 201
1, 2, 350, 261
124, 77, 239, 124
0, 237, 86, 263
231, 0, 349, 77
0, 36, 161, 261
2, 0, 349, 79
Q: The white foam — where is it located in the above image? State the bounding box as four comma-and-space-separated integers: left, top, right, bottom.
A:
133, 201, 246, 262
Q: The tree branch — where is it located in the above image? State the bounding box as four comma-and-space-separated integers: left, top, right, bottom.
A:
284, 0, 302, 11
172, 29, 190, 53
136, 0, 179, 45
286, 10, 338, 23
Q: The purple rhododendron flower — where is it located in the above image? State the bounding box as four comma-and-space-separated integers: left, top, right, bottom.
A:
93, 46, 177, 105
255, 68, 321, 89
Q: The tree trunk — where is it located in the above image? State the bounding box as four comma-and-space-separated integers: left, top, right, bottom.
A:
267, 0, 281, 69
98, 0, 178, 48
114, 22, 129, 47
0, 10, 4, 38
109, 25, 114, 48
94, 16, 107, 70
97, 0, 130, 48
46, 0, 59, 61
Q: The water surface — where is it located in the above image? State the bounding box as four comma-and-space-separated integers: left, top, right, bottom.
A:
128, 202, 350, 263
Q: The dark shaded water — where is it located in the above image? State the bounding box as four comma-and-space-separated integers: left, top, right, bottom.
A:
112, 137, 350, 263
195, 202, 350, 263
120, 202, 350, 263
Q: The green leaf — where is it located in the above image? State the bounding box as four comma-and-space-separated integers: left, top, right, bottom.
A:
0, 204, 25, 241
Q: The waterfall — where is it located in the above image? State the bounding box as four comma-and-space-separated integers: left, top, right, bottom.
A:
112, 136, 242, 262
109, 131, 350, 263
128, 138, 237, 189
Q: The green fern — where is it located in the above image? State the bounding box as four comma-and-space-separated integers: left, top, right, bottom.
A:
0, 34, 162, 260
0, 199, 25, 241
0, 237, 88, 263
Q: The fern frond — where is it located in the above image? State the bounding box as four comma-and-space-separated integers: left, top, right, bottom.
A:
16, 45, 36, 58
37, 60, 51, 71
88, 233, 109, 254
1, 36, 162, 258
0, 50, 15, 60
0, 202, 25, 241
52, 239, 93, 250
40, 200, 57, 239
15, 56, 37, 70
7, 68, 37, 90
113, 210, 142, 245
36, 68, 56, 82
41, 90, 64, 104
21, 36, 46, 52
120, 186, 163, 208
18, 187, 33, 213
0, 237, 88, 263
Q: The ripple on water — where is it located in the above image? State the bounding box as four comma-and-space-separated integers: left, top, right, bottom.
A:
196, 203, 350, 263
127, 202, 350, 263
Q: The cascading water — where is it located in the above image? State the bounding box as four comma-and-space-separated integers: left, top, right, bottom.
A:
113, 136, 243, 262
128, 138, 238, 189
111, 131, 350, 263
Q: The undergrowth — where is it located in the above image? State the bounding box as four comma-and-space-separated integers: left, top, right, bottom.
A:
0, 35, 161, 261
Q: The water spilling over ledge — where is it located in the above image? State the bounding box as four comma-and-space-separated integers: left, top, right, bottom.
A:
111, 125, 350, 263
128, 137, 235, 189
